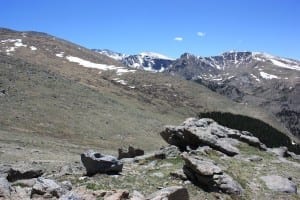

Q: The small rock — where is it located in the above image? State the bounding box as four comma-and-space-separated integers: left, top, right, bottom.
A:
248, 155, 263, 162
151, 172, 164, 178
118, 146, 144, 159
146, 186, 189, 200
31, 177, 68, 198
260, 175, 297, 194
7, 167, 44, 182
81, 150, 123, 176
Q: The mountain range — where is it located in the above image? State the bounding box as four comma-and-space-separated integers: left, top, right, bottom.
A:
95, 49, 300, 141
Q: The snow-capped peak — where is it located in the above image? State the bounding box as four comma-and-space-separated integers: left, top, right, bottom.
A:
252, 52, 300, 71
139, 52, 174, 60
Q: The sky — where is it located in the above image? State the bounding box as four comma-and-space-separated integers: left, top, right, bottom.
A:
1, 0, 300, 59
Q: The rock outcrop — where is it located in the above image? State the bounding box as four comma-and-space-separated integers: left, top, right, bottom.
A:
181, 152, 243, 195
260, 175, 297, 194
81, 150, 123, 176
160, 118, 266, 156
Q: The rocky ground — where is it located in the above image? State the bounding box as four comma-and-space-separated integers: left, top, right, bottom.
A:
1, 118, 300, 200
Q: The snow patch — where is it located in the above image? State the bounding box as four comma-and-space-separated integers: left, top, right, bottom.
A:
260, 72, 280, 80
269, 58, 300, 71
1, 39, 27, 55
30, 46, 37, 51
66, 56, 135, 76
56, 52, 64, 58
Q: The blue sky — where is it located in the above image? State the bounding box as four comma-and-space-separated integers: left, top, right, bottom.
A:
1, 0, 300, 59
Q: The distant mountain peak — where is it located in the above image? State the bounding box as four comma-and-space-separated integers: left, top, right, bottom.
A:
139, 52, 174, 60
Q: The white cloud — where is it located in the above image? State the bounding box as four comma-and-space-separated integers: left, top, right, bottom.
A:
197, 32, 206, 37
174, 37, 183, 41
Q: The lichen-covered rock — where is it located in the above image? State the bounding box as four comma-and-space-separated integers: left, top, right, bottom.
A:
81, 150, 123, 176
181, 152, 243, 195
160, 118, 267, 156
31, 177, 69, 198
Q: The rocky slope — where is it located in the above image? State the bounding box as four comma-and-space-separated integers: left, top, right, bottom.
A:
0, 118, 299, 200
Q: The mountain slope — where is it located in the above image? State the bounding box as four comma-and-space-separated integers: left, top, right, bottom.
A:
0, 28, 294, 152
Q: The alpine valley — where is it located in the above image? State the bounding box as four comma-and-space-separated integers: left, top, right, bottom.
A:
0, 28, 300, 200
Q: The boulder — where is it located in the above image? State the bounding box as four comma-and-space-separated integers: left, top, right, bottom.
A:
181, 152, 243, 195
160, 118, 267, 156
81, 150, 123, 176
7, 167, 44, 182
31, 177, 69, 198
0, 177, 11, 198
118, 146, 144, 159
260, 175, 297, 194
160, 119, 239, 156
146, 186, 189, 200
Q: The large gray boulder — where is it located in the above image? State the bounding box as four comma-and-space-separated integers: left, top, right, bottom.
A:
146, 186, 189, 200
181, 152, 243, 195
260, 175, 297, 194
160, 118, 266, 156
81, 150, 123, 176
7, 167, 44, 182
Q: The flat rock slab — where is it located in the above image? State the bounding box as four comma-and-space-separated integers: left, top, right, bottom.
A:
260, 175, 297, 194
